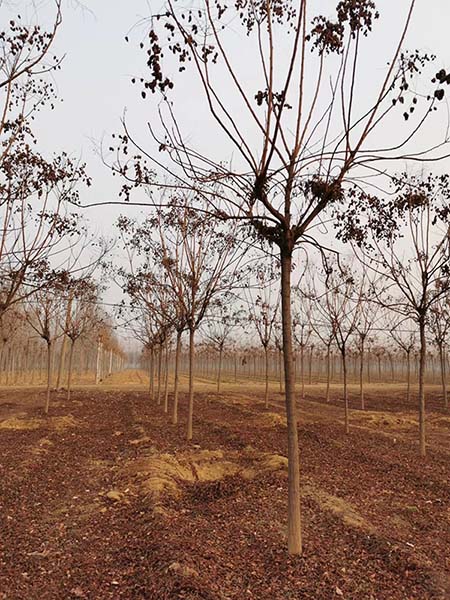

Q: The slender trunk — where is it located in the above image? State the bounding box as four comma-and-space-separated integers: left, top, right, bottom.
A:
326, 344, 331, 403
163, 338, 169, 414
300, 345, 305, 400
308, 346, 313, 385
95, 340, 102, 385
157, 344, 162, 405
359, 336, 365, 410
45, 340, 52, 415
418, 318, 426, 457
217, 346, 223, 393
187, 327, 195, 441
406, 350, 411, 403
149, 348, 154, 401
67, 340, 75, 401
173, 331, 182, 425
342, 347, 349, 434
264, 345, 269, 409
280, 250, 302, 555
439, 345, 448, 410
109, 349, 113, 376
278, 348, 283, 393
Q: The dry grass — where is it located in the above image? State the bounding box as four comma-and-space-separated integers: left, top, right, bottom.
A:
122, 447, 288, 500
0, 413, 80, 432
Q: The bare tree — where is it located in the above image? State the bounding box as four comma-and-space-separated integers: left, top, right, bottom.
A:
344, 174, 450, 455
106, 0, 450, 554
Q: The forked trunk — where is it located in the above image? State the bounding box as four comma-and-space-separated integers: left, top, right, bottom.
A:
280, 250, 302, 556
173, 331, 182, 425
187, 327, 195, 441
67, 340, 75, 401
418, 318, 426, 457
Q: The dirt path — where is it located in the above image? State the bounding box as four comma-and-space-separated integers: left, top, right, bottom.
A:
0, 385, 449, 599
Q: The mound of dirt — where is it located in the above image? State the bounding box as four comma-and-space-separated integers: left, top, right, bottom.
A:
0, 414, 80, 432
256, 412, 287, 428
123, 448, 288, 499
353, 411, 417, 429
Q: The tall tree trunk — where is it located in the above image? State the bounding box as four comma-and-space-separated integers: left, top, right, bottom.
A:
280, 250, 302, 556
217, 346, 223, 393
406, 350, 411, 403
95, 339, 102, 385
300, 344, 305, 400
67, 340, 75, 401
342, 347, 349, 434
187, 327, 195, 441
163, 338, 169, 414
359, 335, 365, 410
157, 344, 162, 405
418, 318, 427, 457
149, 347, 154, 401
278, 348, 283, 393
45, 340, 52, 415
173, 331, 182, 425
439, 345, 448, 410
308, 346, 313, 385
326, 344, 331, 403
264, 345, 269, 409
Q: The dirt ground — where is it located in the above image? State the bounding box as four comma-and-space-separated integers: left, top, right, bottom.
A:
0, 371, 449, 599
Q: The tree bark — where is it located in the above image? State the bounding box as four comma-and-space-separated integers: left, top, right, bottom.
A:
439, 345, 448, 410
418, 317, 427, 457
342, 347, 349, 434
163, 338, 169, 414
217, 346, 223, 393
359, 335, 365, 410
67, 340, 75, 401
326, 344, 331, 403
187, 327, 195, 441
173, 331, 182, 425
263, 345, 269, 409
280, 250, 302, 555
45, 340, 52, 415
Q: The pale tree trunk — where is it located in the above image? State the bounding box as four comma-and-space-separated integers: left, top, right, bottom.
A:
264, 345, 269, 409
406, 350, 411, 403
163, 338, 169, 414
67, 340, 75, 401
157, 344, 162, 406
359, 335, 365, 410
308, 346, 313, 385
300, 345, 305, 400
280, 250, 302, 556
418, 318, 427, 457
342, 347, 349, 434
149, 348, 154, 401
217, 346, 223, 393
439, 345, 448, 410
109, 349, 113, 376
278, 348, 283, 393
95, 340, 102, 385
326, 345, 331, 403
187, 327, 195, 441
45, 340, 52, 415
173, 331, 182, 425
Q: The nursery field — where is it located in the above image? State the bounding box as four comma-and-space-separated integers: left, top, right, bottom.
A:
0, 371, 449, 600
